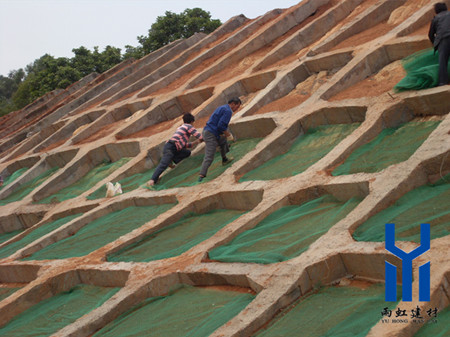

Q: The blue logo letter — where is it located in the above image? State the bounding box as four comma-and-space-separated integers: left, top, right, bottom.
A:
385, 223, 430, 302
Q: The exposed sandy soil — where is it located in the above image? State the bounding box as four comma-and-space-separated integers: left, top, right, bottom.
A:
75, 120, 124, 145
330, 21, 395, 51
329, 60, 406, 101
39, 137, 70, 153
252, 71, 330, 114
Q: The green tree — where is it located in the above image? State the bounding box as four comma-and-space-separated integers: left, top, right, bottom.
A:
138, 8, 221, 53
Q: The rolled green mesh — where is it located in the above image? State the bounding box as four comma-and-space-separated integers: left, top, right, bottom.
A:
0, 167, 28, 191
22, 204, 175, 260
353, 174, 450, 243
0, 287, 21, 302
0, 284, 119, 337
0, 213, 83, 259
0, 167, 58, 206
332, 120, 440, 176
145, 138, 262, 191
93, 285, 255, 337
108, 209, 245, 262
413, 306, 449, 337
37, 158, 131, 204
254, 283, 399, 337
209, 195, 361, 264
87, 169, 155, 200
394, 48, 450, 92
240, 124, 359, 182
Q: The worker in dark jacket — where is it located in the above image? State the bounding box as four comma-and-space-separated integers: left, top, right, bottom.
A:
198, 97, 241, 181
428, 2, 450, 86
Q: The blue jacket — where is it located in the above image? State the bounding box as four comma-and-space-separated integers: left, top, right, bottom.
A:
204, 104, 232, 138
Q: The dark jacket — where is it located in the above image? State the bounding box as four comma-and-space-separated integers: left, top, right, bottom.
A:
428, 11, 450, 50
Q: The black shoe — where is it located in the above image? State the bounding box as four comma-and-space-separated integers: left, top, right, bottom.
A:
198, 175, 205, 182
222, 157, 234, 166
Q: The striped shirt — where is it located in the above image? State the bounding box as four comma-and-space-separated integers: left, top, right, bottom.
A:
169, 123, 203, 150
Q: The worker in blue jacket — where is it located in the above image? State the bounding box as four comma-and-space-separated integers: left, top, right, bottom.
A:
198, 97, 241, 181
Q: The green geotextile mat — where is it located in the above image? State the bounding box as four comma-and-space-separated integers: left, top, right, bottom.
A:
0, 167, 28, 191
93, 285, 255, 337
87, 169, 155, 200
414, 306, 449, 337
353, 174, 450, 243
23, 204, 175, 260
144, 138, 262, 191
240, 124, 359, 182
209, 195, 361, 264
255, 283, 398, 337
0, 287, 20, 302
37, 158, 131, 204
108, 209, 245, 262
0, 167, 59, 206
0, 213, 83, 259
0, 284, 119, 337
332, 120, 440, 176
395, 48, 450, 92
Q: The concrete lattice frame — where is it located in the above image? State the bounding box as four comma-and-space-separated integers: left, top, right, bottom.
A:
0, 0, 449, 336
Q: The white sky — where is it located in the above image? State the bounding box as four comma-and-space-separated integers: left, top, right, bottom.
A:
0, 0, 301, 76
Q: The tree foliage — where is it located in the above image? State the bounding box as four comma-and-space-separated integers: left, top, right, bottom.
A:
138, 8, 221, 54
0, 8, 221, 117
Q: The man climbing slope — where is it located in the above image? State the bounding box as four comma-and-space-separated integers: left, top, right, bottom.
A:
198, 97, 241, 182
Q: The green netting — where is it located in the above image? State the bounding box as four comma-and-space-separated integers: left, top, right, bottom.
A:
0, 213, 83, 259
0, 168, 28, 191
414, 306, 449, 337
108, 209, 245, 262
37, 158, 131, 204
0, 284, 119, 337
143, 138, 262, 191
23, 204, 175, 260
255, 283, 399, 337
0, 287, 20, 302
332, 120, 440, 176
87, 169, 155, 200
93, 284, 255, 337
394, 48, 450, 92
353, 174, 450, 243
240, 124, 359, 182
0, 167, 59, 206
209, 195, 361, 264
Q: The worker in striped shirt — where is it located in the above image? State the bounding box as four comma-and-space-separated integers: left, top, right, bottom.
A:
147, 113, 203, 186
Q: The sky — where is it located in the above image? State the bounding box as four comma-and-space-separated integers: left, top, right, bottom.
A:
0, 0, 301, 77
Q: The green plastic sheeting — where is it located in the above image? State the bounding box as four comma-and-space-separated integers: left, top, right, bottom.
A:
146, 138, 262, 191
0, 213, 83, 259
209, 195, 361, 264
93, 285, 255, 337
109, 209, 245, 262
87, 169, 155, 200
37, 158, 131, 204
240, 124, 359, 182
23, 204, 175, 260
0, 167, 28, 191
0, 167, 58, 206
255, 283, 398, 337
395, 48, 450, 92
332, 120, 440, 176
0, 284, 119, 337
414, 306, 449, 337
0, 287, 20, 302
353, 175, 450, 243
